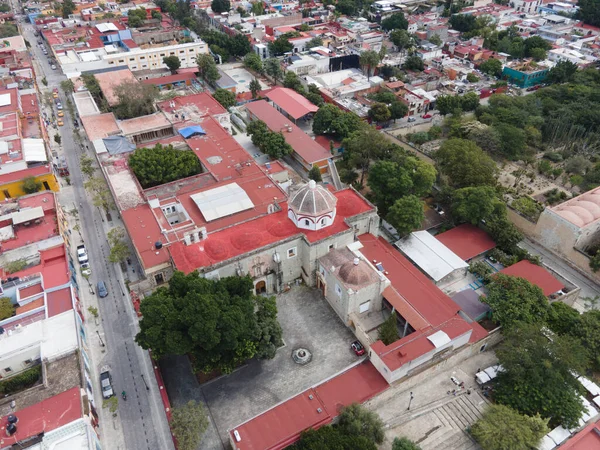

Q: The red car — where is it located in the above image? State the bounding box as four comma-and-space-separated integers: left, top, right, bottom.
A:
422, 114, 432, 119
351, 340, 365, 356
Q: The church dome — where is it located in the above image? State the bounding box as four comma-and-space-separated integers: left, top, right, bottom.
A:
289, 180, 337, 217
338, 258, 372, 286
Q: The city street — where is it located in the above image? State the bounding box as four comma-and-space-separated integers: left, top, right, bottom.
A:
19, 20, 175, 450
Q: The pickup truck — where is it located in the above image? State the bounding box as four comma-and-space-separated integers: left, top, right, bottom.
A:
100, 366, 114, 399
77, 244, 88, 264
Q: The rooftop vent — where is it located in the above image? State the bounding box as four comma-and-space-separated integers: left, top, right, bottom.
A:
6, 423, 16, 436
7, 415, 17, 424
155, 241, 163, 249
353, 257, 359, 266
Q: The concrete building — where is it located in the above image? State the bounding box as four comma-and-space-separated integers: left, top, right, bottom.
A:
502, 60, 550, 88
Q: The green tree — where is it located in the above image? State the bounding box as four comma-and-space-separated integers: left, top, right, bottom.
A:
0, 23, 18, 39
80, 155, 96, 178
196, 53, 220, 85
247, 119, 270, 147
546, 60, 578, 84
461, 92, 480, 111
265, 58, 283, 84
0, 297, 14, 321
261, 131, 293, 159
494, 322, 587, 429
486, 215, 522, 252
579, 0, 600, 26
54, 133, 61, 144
451, 186, 505, 225
483, 275, 550, 329
128, 144, 202, 188
392, 437, 421, 450
136, 273, 281, 373
229, 34, 251, 57
360, 50, 380, 80
269, 36, 293, 56
403, 55, 424, 71
466, 73, 479, 83
170, 400, 209, 450
342, 124, 389, 185
113, 79, 158, 120
244, 52, 263, 73
151, 9, 162, 20
368, 102, 390, 123
249, 78, 261, 99
107, 227, 130, 263
283, 70, 304, 92
435, 139, 498, 188
60, 79, 75, 93
478, 58, 503, 77
251, 1, 264, 15
289, 426, 376, 450
436, 94, 463, 115
569, 310, 600, 371
429, 34, 442, 46
62, 0, 75, 17
381, 12, 408, 31
378, 312, 399, 345
337, 404, 385, 444
84, 177, 114, 212
306, 37, 323, 48
470, 404, 549, 450
313, 104, 362, 139
547, 301, 581, 335
449, 13, 477, 32
213, 88, 236, 108
390, 101, 408, 121
529, 47, 547, 61
590, 253, 600, 272
127, 8, 147, 27
254, 295, 283, 359
211, 0, 230, 13
22, 176, 42, 194
390, 29, 413, 54
163, 55, 181, 73
387, 195, 424, 236
308, 164, 322, 182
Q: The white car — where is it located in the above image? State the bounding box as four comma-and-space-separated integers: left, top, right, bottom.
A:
100, 366, 114, 399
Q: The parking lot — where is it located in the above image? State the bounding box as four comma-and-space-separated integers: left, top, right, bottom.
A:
161, 286, 359, 448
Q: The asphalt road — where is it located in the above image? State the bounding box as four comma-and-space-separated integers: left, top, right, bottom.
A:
19, 20, 174, 450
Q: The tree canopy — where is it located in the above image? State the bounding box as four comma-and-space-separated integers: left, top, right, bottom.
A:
269, 36, 294, 55
360, 50, 380, 79
483, 274, 550, 329
392, 437, 421, 450
113, 79, 158, 120
387, 195, 424, 236
368, 102, 391, 124
211, 0, 230, 13
378, 312, 399, 345
196, 53, 219, 85
308, 165, 322, 182
128, 144, 202, 189
478, 58, 503, 77
381, 12, 408, 31
451, 186, 505, 225
171, 400, 209, 450
435, 139, 498, 188
246, 120, 293, 159
470, 404, 549, 450
163, 55, 181, 72
213, 88, 236, 108
136, 272, 282, 373
244, 53, 263, 73
337, 403, 385, 444
313, 104, 362, 139
265, 58, 283, 84
494, 322, 587, 429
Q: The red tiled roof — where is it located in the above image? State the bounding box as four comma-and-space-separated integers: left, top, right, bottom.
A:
499, 260, 564, 296
265, 87, 319, 120
15, 297, 44, 315
435, 224, 496, 261
246, 100, 330, 165
382, 286, 429, 331
560, 420, 600, 450
230, 362, 387, 450
121, 38, 138, 48
0, 387, 82, 445
170, 189, 373, 273
47, 287, 74, 317
142, 72, 196, 86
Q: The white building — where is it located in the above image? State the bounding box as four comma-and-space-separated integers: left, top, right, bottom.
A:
105, 40, 209, 71
285, 51, 331, 76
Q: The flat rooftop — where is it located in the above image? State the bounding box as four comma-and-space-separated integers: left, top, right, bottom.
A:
435, 224, 496, 261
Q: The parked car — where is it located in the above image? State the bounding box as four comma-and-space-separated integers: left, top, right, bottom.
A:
57, 119, 64, 126
100, 366, 114, 399
73, 119, 79, 128
56, 103, 63, 110
422, 114, 432, 119
97, 280, 108, 298
351, 340, 365, 356
51, 64, 56, 70
57, 111, 64, 117
407, 117, 416, 123
77, 244, 88, 263
80, 262, 91, 277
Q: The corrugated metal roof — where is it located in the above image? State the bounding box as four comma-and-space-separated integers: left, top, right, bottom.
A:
190, 183, 254, 222
12, 206, 44, 225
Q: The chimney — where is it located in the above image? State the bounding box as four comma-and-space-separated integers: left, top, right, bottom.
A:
353, 257, 359, 266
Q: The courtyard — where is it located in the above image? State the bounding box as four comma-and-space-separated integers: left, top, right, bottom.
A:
161, 286, 360, 449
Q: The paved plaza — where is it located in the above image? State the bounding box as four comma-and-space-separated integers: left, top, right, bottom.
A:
161, 286, 359, 448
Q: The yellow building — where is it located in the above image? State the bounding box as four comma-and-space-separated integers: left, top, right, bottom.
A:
0, 166, 59, 201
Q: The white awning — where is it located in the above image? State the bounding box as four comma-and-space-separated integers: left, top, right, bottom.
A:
12, 206, 44, 225
475, 372, 491, 385
593, 395, 600, 408
427, 330, 451, 348
190, 183, 254, 222
22, 138, 47, 162
547, 426, 571, 446
537, 436, 556, 450
95, 23, 118, 33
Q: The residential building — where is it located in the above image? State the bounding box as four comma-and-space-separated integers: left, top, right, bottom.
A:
502, 60, 550, 87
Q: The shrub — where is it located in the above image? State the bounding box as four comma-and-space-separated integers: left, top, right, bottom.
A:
0, 366, 42, 395
512, 196, 544, 221
0, 297, 14, 320
543, 152, 563, 162
469, 261, 493, 279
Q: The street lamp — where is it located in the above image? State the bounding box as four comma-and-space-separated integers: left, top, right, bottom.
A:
96, 330, 105, 347
141, 374, 150, 391
407, 392, 414, 411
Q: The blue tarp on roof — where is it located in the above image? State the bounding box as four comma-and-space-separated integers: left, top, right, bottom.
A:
178, 126, 206, 138
103, 136, 136, 155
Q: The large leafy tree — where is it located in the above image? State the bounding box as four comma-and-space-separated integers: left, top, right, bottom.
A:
546, 301, 581, 336
435, 139, 498, 188
107, 227, 130, 263
213, 88, 236, 108
381, 12, 408, 31
387, 195, 424, 236
368, 158, 435, 216
368, 102, 390, 124
249, 78, 261, 99
269, 36, 294, 56
478, 58, 503, 77
470, 404, 549, 450
568, 310, 600, 371
392, 438, 421, 450
163, 55, 181, 73
246, 120, 293, 158
546, 60, 578, 84
337, 404, 385, 444
265, 58, 283, 84
313, 104, 361, 139
342, 124, 390, 185
171, 400, 209, 450
62, 0, 76, 17
196, 53, 220, 85
494, 323, 588, 429
390, 29, 413, 54
403, 55, 424, 71
451, 186, 505, 225
290, 426, 376, 450
378, 312, 399, 345
579, 0, 600, 26
211, 0, 230, 13
360, 50, 380, 80
483, 274, 550, 329
128, 144, 202, 189
244, 52, 264, 73
136, 273, 282, 373
0, 297, 14, 321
